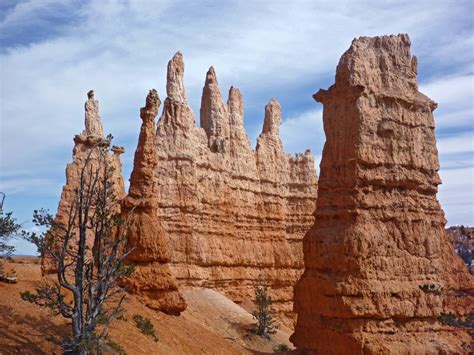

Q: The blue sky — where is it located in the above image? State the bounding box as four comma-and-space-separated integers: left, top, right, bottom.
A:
1, 0, 473, 254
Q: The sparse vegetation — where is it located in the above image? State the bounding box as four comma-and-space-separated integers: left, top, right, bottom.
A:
103, 339, 127, 354
250, 284, 278, 339
437, 312, 457, 326
0, 204, 21, 274
437, 311, 473, 351
133, 314, 159, 342
20, 136, 134, 354
273, 343, 290, 352
419, 283, 443, 295
437, 312, 474, 328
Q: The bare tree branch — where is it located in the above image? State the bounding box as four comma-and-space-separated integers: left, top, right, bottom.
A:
21, 138, 133, 354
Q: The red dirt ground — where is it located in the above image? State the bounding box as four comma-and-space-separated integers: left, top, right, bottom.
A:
0, 257, 294, 354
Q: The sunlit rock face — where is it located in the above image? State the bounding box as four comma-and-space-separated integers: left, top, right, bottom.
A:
291, 34, 474, 354
121, 89, 186, 315
42, 92, 125, 275
155, 52, 318, 326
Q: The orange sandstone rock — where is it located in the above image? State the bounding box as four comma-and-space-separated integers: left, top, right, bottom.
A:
42, 91, 125, 274
121, 89, 186, 315
291, 34, 474, 354
155, 53, 318, 326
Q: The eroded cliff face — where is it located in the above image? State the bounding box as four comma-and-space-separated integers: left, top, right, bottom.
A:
42, 91, 125, 274
291, 34, 474, 354
155, 52, 318, 326
121, 89, 186, 315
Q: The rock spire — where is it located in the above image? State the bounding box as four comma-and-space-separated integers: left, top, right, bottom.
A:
42, 91, 125, 274
83, 89, 105, 137
121, 89, 186, 315
166, 52, 186, 102
227, 86, 254, 170
200, 66, 231, 153
291, 34, 474, 353
256, 98, 285, 179
261, 98, 282, 135
158, 52, 196, 134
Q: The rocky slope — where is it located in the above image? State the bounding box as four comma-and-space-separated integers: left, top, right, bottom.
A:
121, 89, 186, 314
291, 34, 474, 354
1, 258, 294, 354
42, 91, 125, 274
155, 52, 318, 326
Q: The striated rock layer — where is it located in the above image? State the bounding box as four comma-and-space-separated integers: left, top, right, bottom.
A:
155, 52, 318, 326
42, 91, 125, 274
291, 34, 474, 353
121, 89, 186, 314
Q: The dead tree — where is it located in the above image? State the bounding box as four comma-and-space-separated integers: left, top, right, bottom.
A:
22, 135, 133, 354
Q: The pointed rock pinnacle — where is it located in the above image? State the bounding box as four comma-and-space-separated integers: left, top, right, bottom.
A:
228, 86, 243, 127
83, 89, 105, 138
261, 98, 282, 135
166, 51, 186, 102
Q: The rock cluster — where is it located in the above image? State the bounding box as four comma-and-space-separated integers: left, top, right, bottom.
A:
120, 89, 186, 314
291, 34, 474, 353
155, 52, 318, 325
42, 91, 125, 274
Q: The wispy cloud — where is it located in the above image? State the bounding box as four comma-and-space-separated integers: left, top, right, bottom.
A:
421, 74, 473, 113
0, 176, 59, 195
438, 167, 474, 225
437, 132, 474, 155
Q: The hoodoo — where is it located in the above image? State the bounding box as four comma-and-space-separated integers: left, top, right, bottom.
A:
200, 66, 231, 153
121, 89, 186, 314
291, 34, 474, 353
42, 91, 125, 274
155, 52, 318, 326
256, 98, 286, 179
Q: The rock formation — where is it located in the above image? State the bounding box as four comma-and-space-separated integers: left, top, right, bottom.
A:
155, 53, 318, 326
291, 34, 474, 353
42, 91, 125, 274
120, 89, 186, 314
83, 90, 105, 137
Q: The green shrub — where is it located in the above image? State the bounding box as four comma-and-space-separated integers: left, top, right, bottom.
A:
419, 284, 442, 295
104, 339, 127, 354
20, 290, 38, 303
273, 343, 290, 352
133, 314, 158, 342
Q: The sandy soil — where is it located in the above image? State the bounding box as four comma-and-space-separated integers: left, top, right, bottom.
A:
0, 257, 295, 354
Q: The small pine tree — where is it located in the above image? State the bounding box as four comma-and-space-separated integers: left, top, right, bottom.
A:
251, 285, 278, 339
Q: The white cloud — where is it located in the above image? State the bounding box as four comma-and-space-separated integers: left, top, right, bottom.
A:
0, 0, 66, 30
437, 133, 474, 199
421, 74, 473, 109
281, 108, 324, 166
437, 131, 474, 155
10, 234, 39, 256
0, 176, 59, 195
438, 167, 474, 225
434, 109, 474, 130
